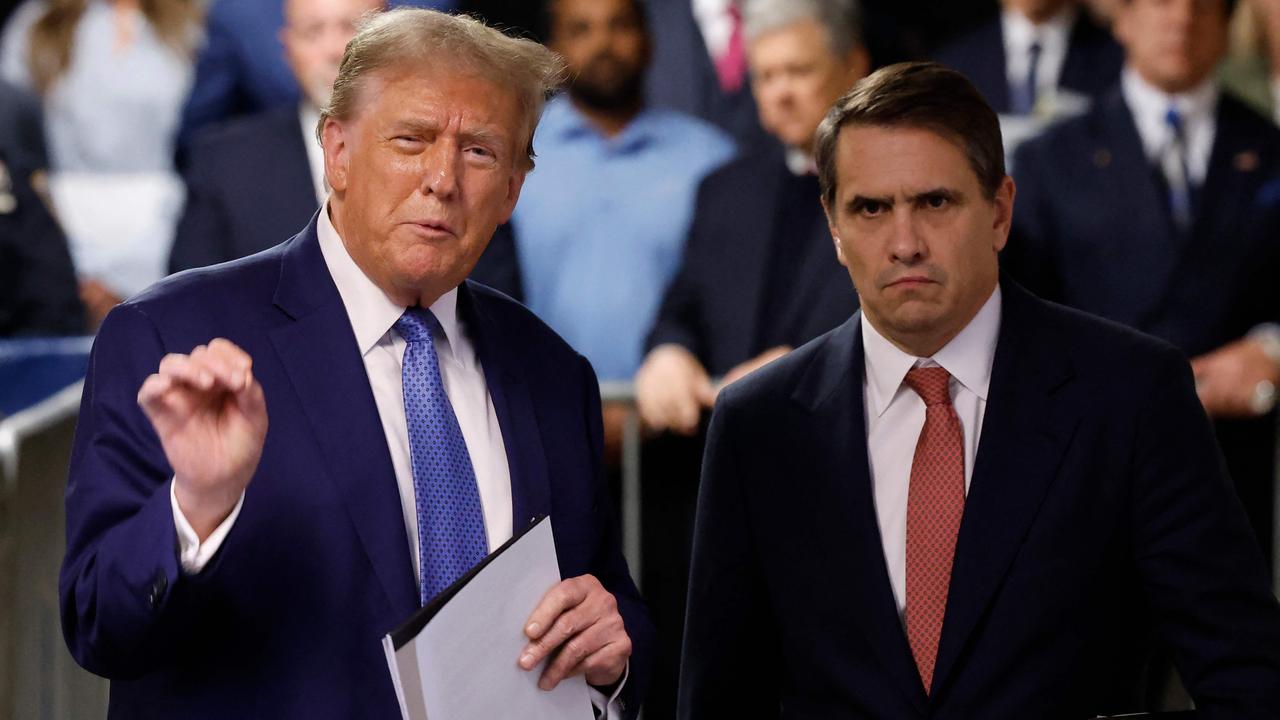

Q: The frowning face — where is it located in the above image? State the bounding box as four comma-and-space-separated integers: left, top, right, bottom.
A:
824, 125, 1013, 355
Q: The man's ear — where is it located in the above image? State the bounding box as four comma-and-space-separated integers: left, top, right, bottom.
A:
991, 175, 1015, 253
498, 166, 528, 225
321, 117, 350, 193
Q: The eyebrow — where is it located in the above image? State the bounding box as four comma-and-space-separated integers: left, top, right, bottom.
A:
844, 187, 962, 212
386, 119, 509, 149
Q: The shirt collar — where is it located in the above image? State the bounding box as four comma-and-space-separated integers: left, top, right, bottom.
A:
315, 201, 463, 361
1001, 4, 1076, 59
1120, 65, 1218, 157
861, 285, 1002, 417
785, 147, 817, 176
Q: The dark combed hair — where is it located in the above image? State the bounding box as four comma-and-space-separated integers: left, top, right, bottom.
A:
814, 61, 1005, 206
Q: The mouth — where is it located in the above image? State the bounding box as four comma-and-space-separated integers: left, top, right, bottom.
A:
885, 275, 936, 289
404, 219, 456, 238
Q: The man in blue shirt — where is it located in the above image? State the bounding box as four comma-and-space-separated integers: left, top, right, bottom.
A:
511, 0, 735, 385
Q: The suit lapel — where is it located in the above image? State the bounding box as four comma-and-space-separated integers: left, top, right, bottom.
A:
1094, 91, 1185, 327
929, 281, 1081, 697
791, 316, 929, 714
268, 218, 419, 622
457, 283, 552, 532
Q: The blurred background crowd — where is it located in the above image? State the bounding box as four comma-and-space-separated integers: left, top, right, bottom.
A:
4, 0, 1280, 716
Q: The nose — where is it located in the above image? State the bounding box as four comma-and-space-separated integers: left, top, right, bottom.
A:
888, 210, 926, 264
420, 139, 460, 199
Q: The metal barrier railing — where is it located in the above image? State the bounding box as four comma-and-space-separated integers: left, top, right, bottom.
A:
599, 381, 643, 588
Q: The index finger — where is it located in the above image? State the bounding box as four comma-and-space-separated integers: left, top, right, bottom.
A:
525, 578, 589, 640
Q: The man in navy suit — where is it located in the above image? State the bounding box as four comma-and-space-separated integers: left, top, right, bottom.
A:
61, 9, 651, 717
680, 61, 1280, 719
934, 0, 1123, 116
1005, 0, 1280, 564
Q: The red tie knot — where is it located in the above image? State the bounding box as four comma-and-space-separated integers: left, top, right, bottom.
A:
904, 367, 952, 407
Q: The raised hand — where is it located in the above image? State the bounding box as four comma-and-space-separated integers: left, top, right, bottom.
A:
136, 338, 268, 539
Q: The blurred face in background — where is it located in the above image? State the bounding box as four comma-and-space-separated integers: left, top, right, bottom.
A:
1114, 0, 1229, 93
550, 0, 650, 112
747, 18, 869, 154
282, 0, 384, 107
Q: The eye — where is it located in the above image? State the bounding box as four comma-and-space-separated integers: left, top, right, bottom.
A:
391, 135, 424, 150
920, 194, 949, 210
858, 200, 887, 217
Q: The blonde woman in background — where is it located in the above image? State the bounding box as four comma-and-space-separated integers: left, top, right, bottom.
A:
0, 0, 202, 328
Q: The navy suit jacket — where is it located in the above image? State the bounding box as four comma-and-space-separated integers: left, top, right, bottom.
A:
680, 279, 1280, 719
933, 12, 1123, 114
60, 218, 652, 716
646, 146, 857, 376
1005, 88, 1280, 551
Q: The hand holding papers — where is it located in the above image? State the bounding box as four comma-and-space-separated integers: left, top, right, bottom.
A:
385, 517, 620, 719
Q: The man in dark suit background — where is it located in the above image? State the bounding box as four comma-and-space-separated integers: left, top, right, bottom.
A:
1005, 0, 1280, 565
61, 9, 651, 716
636, 0, 867, 436
935, 0, 1123, 116
631, 3, 866, 714
170, 0, 383, 275
680, 60, 1280, 719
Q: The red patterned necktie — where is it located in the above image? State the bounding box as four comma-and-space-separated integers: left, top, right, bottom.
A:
715, 3, 746, 94
903, 366, 965, 694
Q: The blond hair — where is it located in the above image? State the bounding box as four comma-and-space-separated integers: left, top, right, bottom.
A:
317, 7, 565, 170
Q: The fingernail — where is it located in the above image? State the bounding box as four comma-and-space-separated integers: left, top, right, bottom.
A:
519, 652, 535, 669
526, 622, 540, 636
539, 677, 554, 691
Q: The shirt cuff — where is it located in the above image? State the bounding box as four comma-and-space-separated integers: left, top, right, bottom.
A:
587, 661, 630, 719
171, 479, 245, 574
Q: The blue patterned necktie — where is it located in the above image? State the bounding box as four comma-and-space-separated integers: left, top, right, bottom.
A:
395, 307, 489, 606
1163, 106, 1193, 234
1013, 40, 1042, 115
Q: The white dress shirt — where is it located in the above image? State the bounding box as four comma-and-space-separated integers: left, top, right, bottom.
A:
1121, 66, 1218, 186
1001, 5, 1076, 106
171, 202, 625, 713
692, 0, 735, 61
861, 287, 1002, 617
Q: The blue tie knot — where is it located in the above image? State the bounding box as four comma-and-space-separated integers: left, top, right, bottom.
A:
1164, 106, 1184, 133
395, 307, 439, 344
